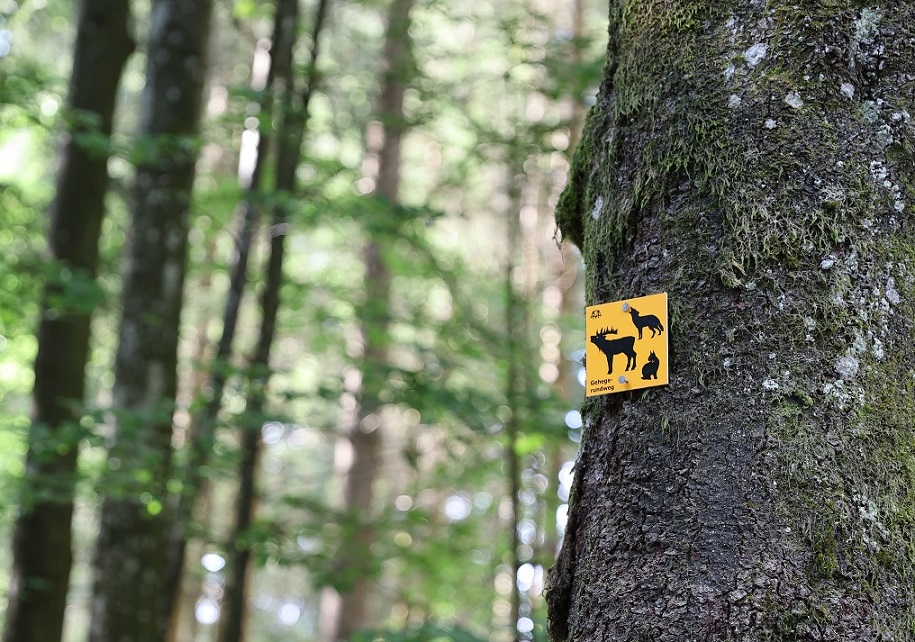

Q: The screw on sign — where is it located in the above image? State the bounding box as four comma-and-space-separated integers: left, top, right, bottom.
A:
584, 293, 668, 396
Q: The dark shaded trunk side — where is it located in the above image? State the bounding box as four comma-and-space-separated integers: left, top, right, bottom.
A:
2, 3, 133, 642
547, 2, 915, 640
88, 1, 213, 641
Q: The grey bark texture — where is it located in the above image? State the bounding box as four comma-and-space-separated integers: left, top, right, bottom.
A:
88, 1, 213, 641
547, 2, 915, 640
2, 3, 133, 642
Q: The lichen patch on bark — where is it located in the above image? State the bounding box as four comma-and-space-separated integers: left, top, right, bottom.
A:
550, 1, 915, 639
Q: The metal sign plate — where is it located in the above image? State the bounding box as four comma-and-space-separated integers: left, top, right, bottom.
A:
585, 293, 668, 396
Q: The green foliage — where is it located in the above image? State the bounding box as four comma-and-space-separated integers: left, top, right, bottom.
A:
352, 623, 489, 642
0, 0, 597, 639
539, 34, 605, 105
0, 57, 54, 519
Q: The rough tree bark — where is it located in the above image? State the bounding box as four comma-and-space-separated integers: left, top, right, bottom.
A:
546, 2, 915, 640
88, 1, 213, 641
2, 3, 133, 642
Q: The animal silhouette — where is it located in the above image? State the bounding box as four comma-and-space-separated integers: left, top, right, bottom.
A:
641, 350, 660, 380
590, 327, 637, 374
627, 306, 664, 339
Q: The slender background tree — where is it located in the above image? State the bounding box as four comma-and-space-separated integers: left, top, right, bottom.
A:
217, 0, 330, 639
321, 0, 416, 638
0, 0, 608, 639
88, 1, 213, 640
3, 3, 132, 641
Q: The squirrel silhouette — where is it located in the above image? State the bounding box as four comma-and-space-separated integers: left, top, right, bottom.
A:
641, 350, 660, 380
627, 307, 664, 339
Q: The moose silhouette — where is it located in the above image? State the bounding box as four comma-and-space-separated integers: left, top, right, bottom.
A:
627, 306, 664, 339
590, 327, 637, 374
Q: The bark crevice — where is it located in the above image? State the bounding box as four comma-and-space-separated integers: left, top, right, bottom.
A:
548, 2, 915, 638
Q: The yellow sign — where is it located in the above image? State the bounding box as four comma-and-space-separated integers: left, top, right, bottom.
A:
585, 292, 668, 396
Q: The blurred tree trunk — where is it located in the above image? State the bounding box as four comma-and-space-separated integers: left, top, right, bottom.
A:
2, 4, 133, 642
165, 502, 209, 642
546, 2, 915, 640
504, 245, 524, 638
216, 0, 329, 640
87, 1, 213, 641
540, 0, 586, 568
216, 422, 259, 642
323, 0, 414, 638
159, 0, 289, 629
167, 243, 216, 642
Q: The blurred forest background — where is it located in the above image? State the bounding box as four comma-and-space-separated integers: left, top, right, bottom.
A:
0, 0, 607, 640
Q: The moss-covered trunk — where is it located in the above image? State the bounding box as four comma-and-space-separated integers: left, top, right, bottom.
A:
546, 2, 915, 640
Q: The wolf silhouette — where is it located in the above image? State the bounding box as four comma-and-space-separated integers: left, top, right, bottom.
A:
627, 307, 664, 339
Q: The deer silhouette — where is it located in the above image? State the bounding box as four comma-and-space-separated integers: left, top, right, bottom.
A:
590, 327, 637, 374
627, 307, 664, 339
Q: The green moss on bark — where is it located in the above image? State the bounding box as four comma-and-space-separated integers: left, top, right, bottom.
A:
558, 0, 907, 296
552, 1, 915, 639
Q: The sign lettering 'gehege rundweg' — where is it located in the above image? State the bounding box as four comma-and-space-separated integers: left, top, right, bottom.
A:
585, 293, 669, 396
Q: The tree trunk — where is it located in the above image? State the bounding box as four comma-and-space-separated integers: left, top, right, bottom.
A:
504, 258, 524, 639
324, 0, 414, 639
546, 2, 915, 640
2, 3, 133, 642
88, 1, 213, 641
159, 0, 292, 627
217, 1, 329, 640
166, 238, 217, 642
